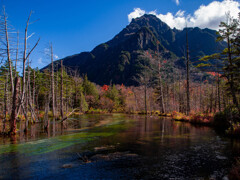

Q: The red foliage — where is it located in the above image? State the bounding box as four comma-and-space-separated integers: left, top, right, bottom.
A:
127, 89, 133, 95
207, 72, 221, 77
163, 60, 167, 64
101, 85, 109, 91
120, 83, 125, 90
189, 113, 214, 125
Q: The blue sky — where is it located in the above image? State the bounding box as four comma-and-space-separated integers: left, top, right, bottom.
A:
0, 0, 239, 69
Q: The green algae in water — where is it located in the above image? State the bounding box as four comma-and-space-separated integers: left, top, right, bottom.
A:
0, 119, 132, 156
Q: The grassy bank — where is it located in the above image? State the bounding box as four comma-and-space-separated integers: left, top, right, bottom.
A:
171, 108, 240, 138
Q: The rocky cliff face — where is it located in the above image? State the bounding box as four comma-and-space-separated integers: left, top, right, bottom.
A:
43, 14, 226, 85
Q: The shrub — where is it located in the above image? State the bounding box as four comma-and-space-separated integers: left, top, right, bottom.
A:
99, 97, 114, 112
226, 123, 240, 137
190, 113, 213, 125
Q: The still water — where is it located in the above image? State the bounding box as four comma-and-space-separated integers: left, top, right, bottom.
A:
0, 114, 239, 179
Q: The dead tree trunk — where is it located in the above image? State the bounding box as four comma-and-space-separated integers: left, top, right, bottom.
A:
158, 59, 165, 113
33, 70, 35, 110
9, 77, 20, 134
15, 31, 19, 78
51, 43, 55, 118
17, 11, 40, 116
24, 61, 30, 133
199, 77, 202, 112
55, 66, 58, 116
3, 71, 9, 133
3, 8, 14, 95
60, 60, 64, 119
186, 28, 190, 115
65, 82, 68, 114
217, 75, 221, 112
44, 94, 50, 130
178, 72, 182, 113
27, 60, 31, 122
144, 79, 147, 114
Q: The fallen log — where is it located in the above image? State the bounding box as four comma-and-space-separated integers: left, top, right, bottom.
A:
59, 108, 79, 123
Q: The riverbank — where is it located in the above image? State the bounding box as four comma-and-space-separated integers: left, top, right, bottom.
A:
171, 111, 214, 126
1, 108, 239, 139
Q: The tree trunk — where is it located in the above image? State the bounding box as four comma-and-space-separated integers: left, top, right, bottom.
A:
24, 61, 30, 133
44, 94, 50, 129
144, 82, 147, 114
65, 82, 68, 114
3, 71, 9, 133
51, 43, 55, 118
9, 77, 20, 134
217, 76, 221, 112
3, 8, 14, 95
17, 11, 40, 117
178, 72, 182, 113
15, 31, 19, 79
60, 60, 64, 119
158, 60, 165, 113
186, 28, 190, 115
33, 70, 35, 111
199, 77, 202, 112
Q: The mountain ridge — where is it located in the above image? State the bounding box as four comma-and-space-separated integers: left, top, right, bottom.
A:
43, 14, 226, 85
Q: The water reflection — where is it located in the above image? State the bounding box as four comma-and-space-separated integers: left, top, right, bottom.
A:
0, 114, 239, 179
0, 115, 106, 146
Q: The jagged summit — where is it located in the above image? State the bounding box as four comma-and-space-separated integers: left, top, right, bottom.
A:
107, 14, 171, 47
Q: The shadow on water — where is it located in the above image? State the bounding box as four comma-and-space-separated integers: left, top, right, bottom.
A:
0, 114, 239, 179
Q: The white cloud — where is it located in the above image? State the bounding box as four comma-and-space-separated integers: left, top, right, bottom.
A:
38, 58, 43, 64
54, 55, 59, 59
44, 48, 50, 55
175, 0, 179, 6
128, 0, 240, 30
128, 8, 146, 22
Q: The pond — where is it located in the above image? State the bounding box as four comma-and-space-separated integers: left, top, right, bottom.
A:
0, 114, 239, 179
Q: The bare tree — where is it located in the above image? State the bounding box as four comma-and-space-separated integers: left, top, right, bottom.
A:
18, 11, 40, 116
3, 69, 9, 133
2, 7, 14, 94
14, 31, 19, 78
51, 43, 56, 118
134, 51, 153, 114
186, 27, 190, 115
9, 77, 20, 134
60, 60, 64, 118
155, 50, 165, 114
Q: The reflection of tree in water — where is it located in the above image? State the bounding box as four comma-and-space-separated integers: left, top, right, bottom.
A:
30, 124, 36, 140
52, 119, 56, 137
9, 135, 21, 179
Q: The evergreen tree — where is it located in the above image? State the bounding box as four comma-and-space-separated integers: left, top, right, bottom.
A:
80, 92, 88, 112
199, 13, 240, 112
82, 75, 99, 99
